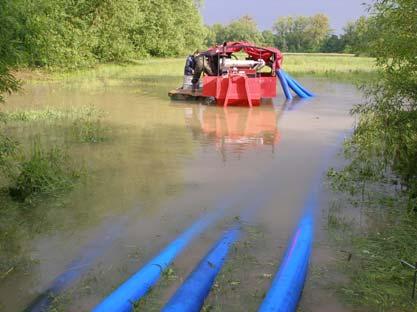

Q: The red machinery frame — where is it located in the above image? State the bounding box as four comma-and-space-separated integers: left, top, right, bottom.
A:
201, 42, 283, 107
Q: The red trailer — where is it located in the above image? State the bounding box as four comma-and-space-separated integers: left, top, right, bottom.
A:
169, 42, 284, 107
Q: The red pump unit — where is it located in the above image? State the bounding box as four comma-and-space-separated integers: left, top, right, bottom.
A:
169, 42, 284, 107
202, 42, 283, 107
169, 41, 313, 105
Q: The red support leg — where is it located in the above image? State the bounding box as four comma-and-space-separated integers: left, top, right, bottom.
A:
223, 76, 232, 107
243, 76, 253, 107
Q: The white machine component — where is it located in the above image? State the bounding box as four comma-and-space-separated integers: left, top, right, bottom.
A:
220, 58, 265, 71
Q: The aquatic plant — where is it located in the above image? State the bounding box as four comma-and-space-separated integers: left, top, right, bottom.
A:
1, 106, 110, 144
2, 105, 103, 122
0, 134, 18, 164
71, 117, 108, 143
8, 138, 80, 202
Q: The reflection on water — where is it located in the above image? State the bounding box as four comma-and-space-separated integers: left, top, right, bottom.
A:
184, 104, 281, 160
0, 76, 361, 312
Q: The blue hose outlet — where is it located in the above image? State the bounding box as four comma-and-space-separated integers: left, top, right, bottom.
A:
277, 69, 293, 101
284, 76, 309, 99
282, 71, 314, 97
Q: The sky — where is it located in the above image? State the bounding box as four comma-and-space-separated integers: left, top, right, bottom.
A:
201, 0, 370, 34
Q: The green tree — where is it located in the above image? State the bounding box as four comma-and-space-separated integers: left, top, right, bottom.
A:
0, 0, 22, 102
342, 16, 374, 55
273, 14, 331, 52
16, 0, 95, 68
345, 0, 417, 209
205, 23, 227, 46
261, 30, 276, 47
132, 0, 205, 57
223, 16, 262, 44
306, 14, 331, 50
321, 35, 345, 53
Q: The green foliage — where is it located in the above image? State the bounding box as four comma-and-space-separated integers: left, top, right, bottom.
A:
132, 0, 205, 57
204, 13, 377, 55
0, 0, 21, 102
205, 16, 262, 46
260, 30, 275, 47
349, 0, 417, 209
0, 0, 204, 72
205, 23, 227, 47
273, 14, 331, 52
16, 0, 95, 68
320, 35, 345, 53
223, 16, 263, 44
327, 0, 417, 310
342, 16, 376, 55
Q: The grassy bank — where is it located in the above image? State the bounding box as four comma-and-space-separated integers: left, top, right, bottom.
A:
284, 54, 376, 81
15, 53, 377, 84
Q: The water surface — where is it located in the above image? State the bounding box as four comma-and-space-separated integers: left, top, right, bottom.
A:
0, 76, 360, 311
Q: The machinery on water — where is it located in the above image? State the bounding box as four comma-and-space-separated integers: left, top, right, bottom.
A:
169, 41, 314, 106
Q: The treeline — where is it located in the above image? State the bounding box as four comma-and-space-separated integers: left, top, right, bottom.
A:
205, 14, 373, 54
0, 0, 205, 101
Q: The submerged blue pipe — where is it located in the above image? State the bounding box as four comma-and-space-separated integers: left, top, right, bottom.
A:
276, 69, 293, 101
25, 217, 128, 312
162, 226, 240, 312
258, 205, 314, 312
281, 71, 314, 97
93, 211, 222, 312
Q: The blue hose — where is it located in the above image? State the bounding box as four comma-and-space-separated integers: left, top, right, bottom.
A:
92, 211, 222, 312
276, 69, 293, 101
162, 226, 240, 312
284, 75, 309, 99
281, 71, 314, 97
258, 206, 314, 312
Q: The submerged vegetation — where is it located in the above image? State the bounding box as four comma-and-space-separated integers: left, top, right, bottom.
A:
7, 138, 80, 202
1, 105, 109, 143
0, 105, 107, 202
0, 135, 81, 274
0, 105, 108, 276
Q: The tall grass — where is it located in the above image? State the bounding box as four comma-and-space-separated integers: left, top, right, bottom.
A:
6, 138, 80, 202
71, 118, 108, 143
284, 54, 376, 80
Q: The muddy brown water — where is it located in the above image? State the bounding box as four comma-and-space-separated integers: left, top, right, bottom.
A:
0, 76, 360, 311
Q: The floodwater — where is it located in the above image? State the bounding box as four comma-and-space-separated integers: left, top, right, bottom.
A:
0, 74, 360, 311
